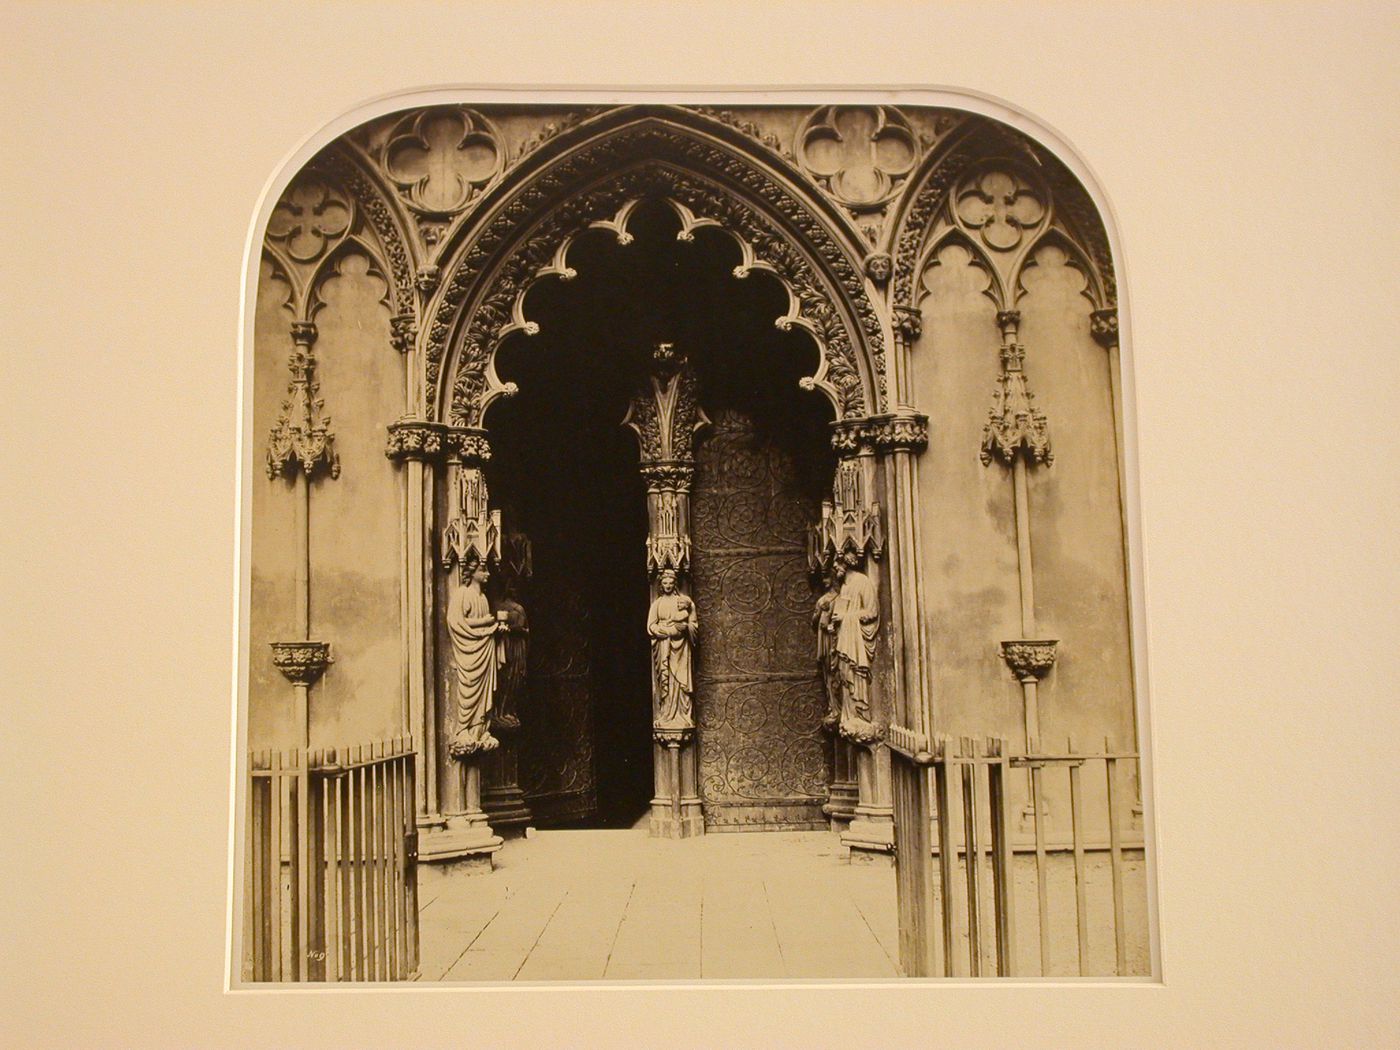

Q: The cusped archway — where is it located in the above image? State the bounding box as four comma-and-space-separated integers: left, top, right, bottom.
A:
425, 114, 891, 429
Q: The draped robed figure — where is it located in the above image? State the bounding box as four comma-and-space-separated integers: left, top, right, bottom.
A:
446, 561, 504, 756
647, 568, 698, 730
830, 554, 879, 735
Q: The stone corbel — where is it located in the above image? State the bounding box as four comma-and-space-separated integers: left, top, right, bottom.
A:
892, 304, 923, 344
270, 640, 333, 686
1090, 306, 1119, 350
1000, 639, 1058, 682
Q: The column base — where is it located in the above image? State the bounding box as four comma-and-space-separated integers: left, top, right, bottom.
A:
649, 798, 705, 839
481, 786, 533, 838
419, 816, 502, 871
824, 781, 859, 832
841, 815, 895, 866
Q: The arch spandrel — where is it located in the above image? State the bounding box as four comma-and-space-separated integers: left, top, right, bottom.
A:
423, 115, 890, 427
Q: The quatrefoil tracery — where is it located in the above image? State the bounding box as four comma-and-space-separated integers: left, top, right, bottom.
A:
266, 180, 353, 264
383, 107, 505, 215
954, 168, 1048, 252
796, 106, 919, 212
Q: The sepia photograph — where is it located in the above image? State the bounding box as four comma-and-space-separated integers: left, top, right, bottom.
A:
237, 95, 1155, 983
7, 3, 1396, 1047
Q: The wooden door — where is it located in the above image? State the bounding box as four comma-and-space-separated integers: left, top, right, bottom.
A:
690, 409, 828, 830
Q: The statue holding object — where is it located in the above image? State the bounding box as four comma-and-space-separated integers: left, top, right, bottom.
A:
446, 557, 506, 757
647, 567, 698, 732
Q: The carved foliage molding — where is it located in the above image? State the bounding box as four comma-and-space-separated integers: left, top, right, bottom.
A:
270, 640, 333, 686
428, 125, 886, 425
1000, 639, 1058, 682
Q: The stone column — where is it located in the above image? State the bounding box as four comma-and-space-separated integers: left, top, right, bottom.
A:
982, 309, 1058, 823
1092, 304, 1141, 822
386, 420, 502, 869
982, 310, 1058, 744
819, 420, 897, 862
623, 344, 709, 839
266, 319, 338, 978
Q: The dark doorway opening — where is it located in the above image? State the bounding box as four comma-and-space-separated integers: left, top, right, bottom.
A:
489, 197, 828, 829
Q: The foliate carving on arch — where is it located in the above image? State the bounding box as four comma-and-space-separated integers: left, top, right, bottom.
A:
688, 107, 788, 157
428, 126, 886, 424
795, 106, 920, 213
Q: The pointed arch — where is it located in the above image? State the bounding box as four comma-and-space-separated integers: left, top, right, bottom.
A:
424, 112, 888, 426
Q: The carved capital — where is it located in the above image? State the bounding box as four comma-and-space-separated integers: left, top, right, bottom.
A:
653, 726, 694, 747
1000, 639, 1058, 682
640, 462, 694, 491
384, 416, 443, 462
996, 310, 1022, 338
270, 640, 332, 686
443, 427, 492, 465
623, 344, 710, 466
1090, 307, 1119, 349
389, 312, 417, 354
892, 304, 922, 343
831, 413, 928, 455
290, 320, 318, 348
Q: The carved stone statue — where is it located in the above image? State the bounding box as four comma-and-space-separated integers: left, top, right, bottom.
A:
830, 552, 880, 739
813, 571, 841, 731
446, 558, 504, 756
647, 568, 698, 731
491, 581, 529, 733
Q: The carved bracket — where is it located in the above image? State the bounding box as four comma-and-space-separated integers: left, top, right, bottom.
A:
270, 640, 333, 686
1091, 306, 1119, 349
1000, 639, 1059, 682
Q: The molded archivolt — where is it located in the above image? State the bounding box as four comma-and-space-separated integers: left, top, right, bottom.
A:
424, 116, 890, 428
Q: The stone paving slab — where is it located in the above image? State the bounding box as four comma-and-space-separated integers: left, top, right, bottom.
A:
417, 828, 899, 981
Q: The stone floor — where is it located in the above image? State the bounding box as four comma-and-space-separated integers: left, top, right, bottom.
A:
416, 826, 900, 982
